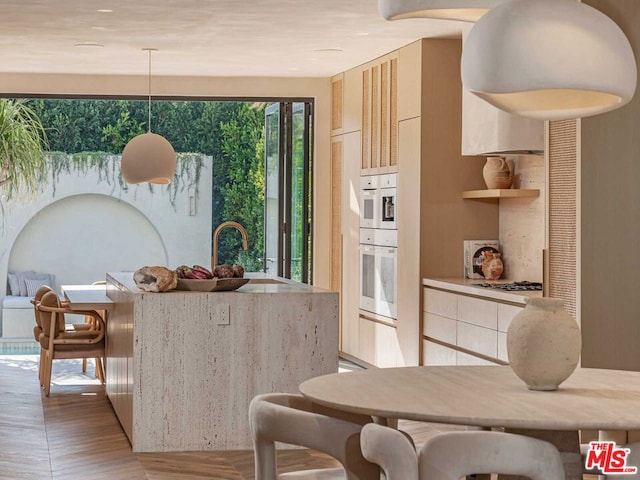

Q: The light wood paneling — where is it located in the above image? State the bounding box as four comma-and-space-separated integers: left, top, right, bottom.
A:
330, 138, 343, 296
361, 69, 370, 171
389, 58, 398, 170
340, 131, 362, 359
331, 76, 343, 134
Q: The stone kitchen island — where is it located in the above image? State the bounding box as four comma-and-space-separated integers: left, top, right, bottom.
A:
105, 272, 338, 452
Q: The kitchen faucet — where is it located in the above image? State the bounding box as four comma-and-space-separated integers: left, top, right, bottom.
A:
211, 221, 248, 270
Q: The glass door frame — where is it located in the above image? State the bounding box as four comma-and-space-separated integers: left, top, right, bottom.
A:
264, 101, 313, 283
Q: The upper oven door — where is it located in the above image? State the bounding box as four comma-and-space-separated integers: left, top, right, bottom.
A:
360, 190, 379, 228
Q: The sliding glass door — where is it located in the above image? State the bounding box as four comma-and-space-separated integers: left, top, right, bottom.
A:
264, 101, 313, 283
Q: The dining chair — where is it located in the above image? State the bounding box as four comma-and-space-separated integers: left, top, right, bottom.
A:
249, 393, 380, 480
361, 423, 565, 480
36, 291, 106, 396
603, 441, 640, 480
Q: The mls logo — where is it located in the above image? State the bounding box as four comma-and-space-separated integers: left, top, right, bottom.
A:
585, 441, 638, 475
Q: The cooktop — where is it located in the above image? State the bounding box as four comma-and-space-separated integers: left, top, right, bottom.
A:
477, 281, 543, 291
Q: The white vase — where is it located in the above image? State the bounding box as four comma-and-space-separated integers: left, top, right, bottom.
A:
506, 297, 581, 391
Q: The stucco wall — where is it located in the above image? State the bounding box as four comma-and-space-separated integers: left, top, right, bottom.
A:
0, 154, 212, 320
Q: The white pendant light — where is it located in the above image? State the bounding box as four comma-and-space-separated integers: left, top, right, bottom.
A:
378, 0, 508, 23
462, 0, 637, 121
121, 48, 176, 184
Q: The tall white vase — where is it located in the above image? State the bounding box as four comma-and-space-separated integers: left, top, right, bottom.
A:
506, 297, 581, 391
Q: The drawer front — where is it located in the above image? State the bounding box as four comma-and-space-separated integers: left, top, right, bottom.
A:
422, 339, 457, 366
374, 322, 400, 368
497, 332, 509, 362
423, 312, 456, 345
457, 321, 498, 359
423, 288, 457, 318
457, 296, 498, 329
456, 351, 498, 366
497, 303, 524, 332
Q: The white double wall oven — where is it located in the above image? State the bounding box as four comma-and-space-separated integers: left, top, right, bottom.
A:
359, 173, 398, 320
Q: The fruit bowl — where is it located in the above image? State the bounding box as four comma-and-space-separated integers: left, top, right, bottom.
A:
175, 277, 249, 292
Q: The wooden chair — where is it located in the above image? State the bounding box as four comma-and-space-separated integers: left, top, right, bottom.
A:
249, 393, 380, 480
36, 291, 106, 396
361, 423, 565, 480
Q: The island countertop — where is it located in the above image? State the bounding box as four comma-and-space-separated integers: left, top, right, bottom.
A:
107, 271, 333, 295
104, 271, 338, 453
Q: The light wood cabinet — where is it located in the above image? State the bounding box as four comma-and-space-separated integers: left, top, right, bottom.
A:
359, 316, 402, 368
339, 131, 362, 359
422, 286, 524, 366
337, 38, 500, 369
360, 54, 398, 175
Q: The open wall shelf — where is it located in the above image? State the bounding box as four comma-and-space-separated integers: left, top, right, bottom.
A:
462, 189, 540, 199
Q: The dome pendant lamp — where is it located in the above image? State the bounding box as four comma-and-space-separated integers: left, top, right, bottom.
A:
121, 48, 176, 184
461, 0, 637, 121
378, 0, 509, 23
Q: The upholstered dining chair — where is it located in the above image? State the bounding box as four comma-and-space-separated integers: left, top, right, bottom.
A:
249, 393, 380, 480
36, 291, 106, 396
361, 423, 565, 480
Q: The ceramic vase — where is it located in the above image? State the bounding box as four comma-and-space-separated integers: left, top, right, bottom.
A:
481, 251, 503, 280
483, 156, 513, 189
506, 297, 581, 391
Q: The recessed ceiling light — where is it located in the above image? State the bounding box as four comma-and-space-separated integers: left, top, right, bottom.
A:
97, 9, 113, 13
74, 42, 104, 48
313, 48, 343, 53
355, 32, 369, 36
92, 26, 107, 31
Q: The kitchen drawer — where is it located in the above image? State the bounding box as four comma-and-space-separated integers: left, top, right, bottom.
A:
497, 332, 509, 362
457, 296, 498, 329
457, 321, 497, 359
498, 303, 523, 333
422, 339, 456, 366
456, 351, 498, 366
423, 312, 456, 345
423, 287, 457, 318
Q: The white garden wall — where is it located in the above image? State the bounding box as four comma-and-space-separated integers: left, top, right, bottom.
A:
0, 153, 212, 326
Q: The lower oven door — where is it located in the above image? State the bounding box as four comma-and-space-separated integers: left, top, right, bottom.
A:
359, 244, 377, 313
375, 246, 397, 319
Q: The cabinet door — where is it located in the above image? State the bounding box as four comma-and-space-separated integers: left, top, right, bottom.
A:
340, 132, 362, 358
360, 55, 398, 175
343, 67, 363, 134
331, 74, 343, 136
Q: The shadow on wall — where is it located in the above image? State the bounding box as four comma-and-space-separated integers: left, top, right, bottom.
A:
8, 193, 168, 290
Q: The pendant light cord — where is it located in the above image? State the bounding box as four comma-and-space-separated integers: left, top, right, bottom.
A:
148, 49, 152, 133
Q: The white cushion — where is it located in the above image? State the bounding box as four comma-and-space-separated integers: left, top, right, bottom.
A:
278, 468, 346, 480
15, 271, 53, 296
7, 272, 19, 296
24, 278, 46, 297
2, 295, 34, 309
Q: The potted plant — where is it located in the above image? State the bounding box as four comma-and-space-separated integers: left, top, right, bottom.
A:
0, 99, 47, 200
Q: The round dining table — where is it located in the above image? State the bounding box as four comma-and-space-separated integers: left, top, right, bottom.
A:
299, 365, 640, 480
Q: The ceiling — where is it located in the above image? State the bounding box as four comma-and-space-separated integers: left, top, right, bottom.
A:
0, 0, 463, 78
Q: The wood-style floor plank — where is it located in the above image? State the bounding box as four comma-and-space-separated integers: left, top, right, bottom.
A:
0, 354, 459, 479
